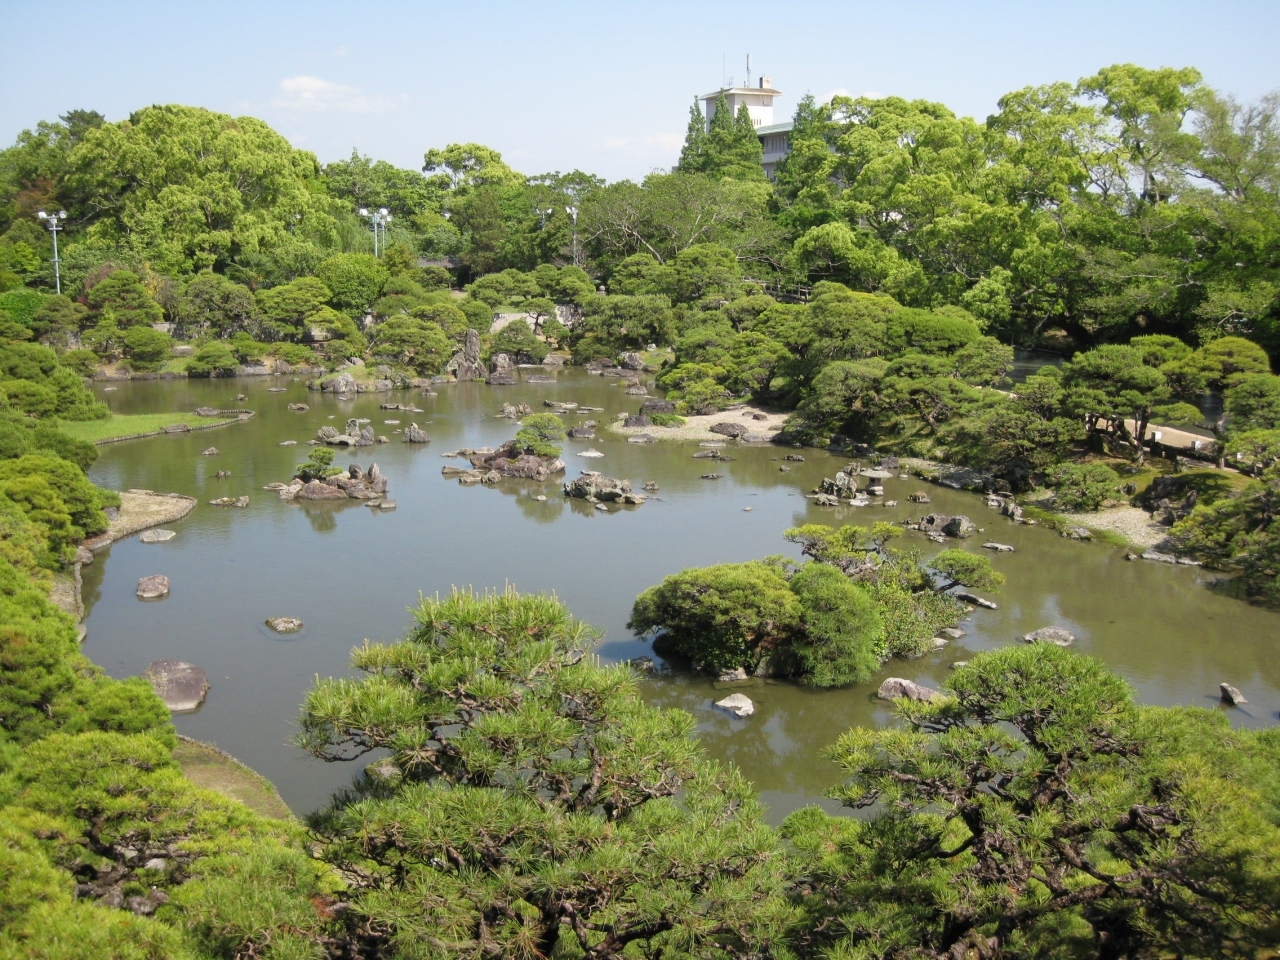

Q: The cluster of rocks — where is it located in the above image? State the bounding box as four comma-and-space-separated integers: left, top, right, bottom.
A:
209, 496, 249, 508
903, 513, 977, 541
271, 461, 393, 507
317, 418, 376, 446
563, 472, 647, 505
498, 402, 532, 419
380, 401, 424, 412
1142, 475, 1200, 526
442, 441, 566, 485
316, 371, 393, 395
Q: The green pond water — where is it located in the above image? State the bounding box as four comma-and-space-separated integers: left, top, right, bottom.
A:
80, 370, 1280, 820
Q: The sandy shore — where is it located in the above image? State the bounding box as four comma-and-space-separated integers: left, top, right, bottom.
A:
608, 404, 791, 443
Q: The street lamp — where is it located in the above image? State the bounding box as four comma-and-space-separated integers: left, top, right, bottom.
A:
565, 205, 579, 266
535, 206, 553, 229
358, 207, 392, 256
37, 209, 67, 294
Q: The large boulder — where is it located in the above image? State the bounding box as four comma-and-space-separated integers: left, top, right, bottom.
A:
1022, 626, 1075, 646
619, 351, 646, 370
623, 413, 651, 428
403, 423, 430, 443
943, 515, 976, 538
322, 372, 357, 394
918, 513, 952, 534
640, 399, 676, 416
714, 693, 755, 717
136, 575, 170, 599
447, 328, 486, 381
709, 421, 748, 438
143, 660, 209, 712
563, 474, 644, 503
819, 472, 858, 497
297, 480, 348, 500
876, 677, 940, 702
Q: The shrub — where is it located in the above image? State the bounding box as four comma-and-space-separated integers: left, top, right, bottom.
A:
514, 413, 565, 458
60, 348, 99, 377
788, 563, 885, 686
629, 560, 801, 672
0, 454, 110, 546
650, 413, 686, 427
1049, 462, 1123, 511
122, 325, 173, 369
186, 341, 238, 377
294, 447, 340, 482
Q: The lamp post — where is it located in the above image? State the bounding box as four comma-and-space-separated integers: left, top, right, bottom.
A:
358, 207, 392, 256
37, 210, 67, 294
535, 206, 553, 229
565, 205, 579, 266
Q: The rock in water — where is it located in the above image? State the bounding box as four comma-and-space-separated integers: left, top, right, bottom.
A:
876, 677, 940, 702
143, 660, 208, 711
136, 575, 170, 599
266, 617, 304, 634
296, 480, 347, 500
1220, 682, 1248, 706
139, 529, 176, 543
209, 496, 249, 507
623, 413, 651, 428
714, 693, 755, 717
943, 515, 976, 538
1022, 626, 1075, 646
562, 474, 645, 504
447, 328, 486, 381
908, 491, 931, 503
718, 667, 748, 682
201, 447, 219, 456
487, 352, 517, 385
982, 542, 1015, 552
403, 423, 430, 443
577, 448, 605, 458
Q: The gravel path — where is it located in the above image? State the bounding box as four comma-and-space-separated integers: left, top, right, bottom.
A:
608, 404, 790, 443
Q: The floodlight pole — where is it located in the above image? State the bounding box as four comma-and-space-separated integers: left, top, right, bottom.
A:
37, 210, 66, 294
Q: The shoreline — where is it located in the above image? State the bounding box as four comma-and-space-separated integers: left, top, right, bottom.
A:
608, 403, 791, 443
88, 409, 256, 445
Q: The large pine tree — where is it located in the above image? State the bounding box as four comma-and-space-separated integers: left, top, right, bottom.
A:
677, 92, 765, 181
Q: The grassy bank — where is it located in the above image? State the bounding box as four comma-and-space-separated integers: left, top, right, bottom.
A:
173, 737, 294, 821
59, 411, 198, 443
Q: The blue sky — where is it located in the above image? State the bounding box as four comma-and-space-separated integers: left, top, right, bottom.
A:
3, 0, 1278, 182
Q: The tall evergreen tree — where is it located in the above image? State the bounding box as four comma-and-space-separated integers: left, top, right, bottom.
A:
677, 98, 708, 173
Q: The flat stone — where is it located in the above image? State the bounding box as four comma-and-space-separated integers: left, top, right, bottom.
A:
982, 542, 1015, 552
280, 440, 297, 446
1142, 551, 1177, 563
266, 617, 303, 634
143, 660, 208, 712
201, 447, 219, 456
138, 529, 176, 543
1022, 626, 1074, 646
209, 496, 249, 508
955, 591, 998, 609
136, 575, 170, 599
577, 448, 605, 458
714, 693, 755, 717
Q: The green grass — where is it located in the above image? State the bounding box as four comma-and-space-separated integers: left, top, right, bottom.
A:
59, 412, 198, 443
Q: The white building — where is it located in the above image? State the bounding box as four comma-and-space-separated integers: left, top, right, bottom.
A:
698, 77, 793, 179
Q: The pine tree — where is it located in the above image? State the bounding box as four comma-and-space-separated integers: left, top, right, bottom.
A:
676, 98, 708, 173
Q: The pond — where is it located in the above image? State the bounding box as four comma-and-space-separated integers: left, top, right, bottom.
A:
80, 370, 1280, 821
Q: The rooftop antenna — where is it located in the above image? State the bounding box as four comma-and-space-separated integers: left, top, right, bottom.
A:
746, 53, 752, 87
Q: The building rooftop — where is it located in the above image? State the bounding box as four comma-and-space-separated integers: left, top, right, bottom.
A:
699, 85, 783, 100
756, 120, 794, 135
